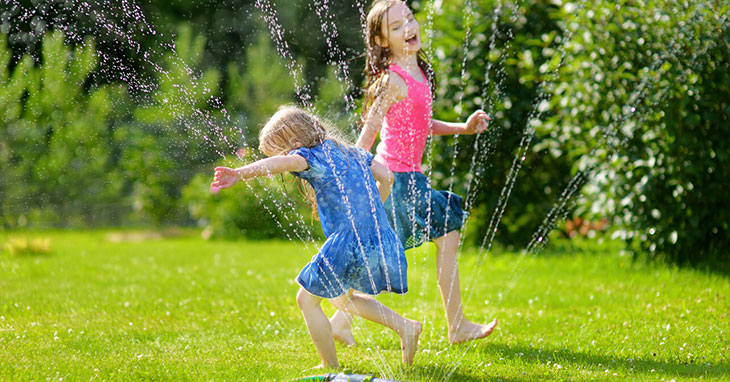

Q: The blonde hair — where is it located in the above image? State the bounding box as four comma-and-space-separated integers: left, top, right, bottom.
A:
361, 0, 434, 123
258, 105, 328, 157
257, 105, 350, 221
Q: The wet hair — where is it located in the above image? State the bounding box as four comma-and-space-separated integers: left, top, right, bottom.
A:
361, 0, 435, 122
258, 105, 329, 157
258, 105, 351, 221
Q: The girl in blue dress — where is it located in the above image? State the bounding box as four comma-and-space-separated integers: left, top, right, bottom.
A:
211, 105, 421, 368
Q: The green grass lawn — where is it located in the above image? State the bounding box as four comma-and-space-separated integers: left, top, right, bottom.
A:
0, 230, 728, 381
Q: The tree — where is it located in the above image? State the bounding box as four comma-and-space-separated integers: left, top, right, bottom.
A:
545, 0, 730, 266
0, 31, 128, 227
182, 32, 318, 240
426, 0, 729, 268
116, 24, 227, 224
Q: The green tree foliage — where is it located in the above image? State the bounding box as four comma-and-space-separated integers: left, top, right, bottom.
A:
0, 32, 128, 227
141, 0, 366, 98
182, 33, 320, 240
225, 33, 297, 146
0, 27, 232, 227
544, 1, 730, 266
312, 64, 361, 143
428, 0, 570, 247
429, 0, 729, 266
3, 1, 728, 269
116, 24, 227, 224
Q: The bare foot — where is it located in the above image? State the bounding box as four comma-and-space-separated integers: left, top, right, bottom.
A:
399, 320, 422, 365
330, 311, 356, 346
449, 318, 497, 344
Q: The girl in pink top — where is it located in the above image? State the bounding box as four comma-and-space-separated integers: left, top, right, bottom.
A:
372, 62, 431, 173
329, 0, 498, 346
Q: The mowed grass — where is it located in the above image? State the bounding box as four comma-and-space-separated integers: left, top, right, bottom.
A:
0, 230, 728, 381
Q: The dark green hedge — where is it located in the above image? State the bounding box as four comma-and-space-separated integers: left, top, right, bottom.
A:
429, 0, 729, 266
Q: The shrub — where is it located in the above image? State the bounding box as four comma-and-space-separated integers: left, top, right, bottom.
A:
543, 0, 730, 266
2, 237, 51, 256
182, 157, 321, 241
428, 0, 729, 267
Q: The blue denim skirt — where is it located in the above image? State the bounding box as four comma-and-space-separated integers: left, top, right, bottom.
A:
384, 171, 467, 249
296, 226, 408, 299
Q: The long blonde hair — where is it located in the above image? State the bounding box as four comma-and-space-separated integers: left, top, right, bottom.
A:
258, 105, 350, 221
361, 0, 435, 123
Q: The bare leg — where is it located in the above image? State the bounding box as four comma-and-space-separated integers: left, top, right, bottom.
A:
331, 291, 421, 365
433, 230, 498, 344
330, 310, 356, 346
296, 288, 338, 368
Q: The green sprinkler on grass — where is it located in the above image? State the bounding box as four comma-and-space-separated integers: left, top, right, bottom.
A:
292, 373, 403, 382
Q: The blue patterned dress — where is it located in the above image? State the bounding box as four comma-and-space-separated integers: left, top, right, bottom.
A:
289, 140, 408, 299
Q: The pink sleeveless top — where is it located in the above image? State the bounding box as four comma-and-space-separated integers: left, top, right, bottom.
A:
374, 63, 432, 173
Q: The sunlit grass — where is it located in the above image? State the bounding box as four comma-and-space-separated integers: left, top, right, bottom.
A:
1, 236, 51, 256
0, 230, 727, 381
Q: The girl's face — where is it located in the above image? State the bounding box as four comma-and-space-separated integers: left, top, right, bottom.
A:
377, 2, 420, 59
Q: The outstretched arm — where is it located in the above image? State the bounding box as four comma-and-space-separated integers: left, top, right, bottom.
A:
370, 160, 394, 203
212, 155, 308, 190
432, 110, 491, 136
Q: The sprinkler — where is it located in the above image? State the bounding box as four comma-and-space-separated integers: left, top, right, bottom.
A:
292, 373, 403, 382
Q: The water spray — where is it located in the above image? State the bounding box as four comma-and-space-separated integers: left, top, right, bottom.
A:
293, 373, 403, 382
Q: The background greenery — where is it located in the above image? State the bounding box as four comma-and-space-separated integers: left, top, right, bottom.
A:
1, 0, 728, 267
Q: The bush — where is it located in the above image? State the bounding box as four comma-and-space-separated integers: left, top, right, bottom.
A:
182, 157, 321, 240
550, 0, 730, 266
2, 237, 51, 256
428, 0, 729, 267
427, 0, 571, 247
0, 32, 128, 228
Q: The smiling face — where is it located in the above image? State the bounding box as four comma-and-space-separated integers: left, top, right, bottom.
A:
376, 1, 420, 59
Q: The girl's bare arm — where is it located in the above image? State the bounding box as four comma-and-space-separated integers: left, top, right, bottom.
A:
212, 155, 308, 189
370, 160, 394, 203
356, 73, 407, 150
432, 110, 491, 136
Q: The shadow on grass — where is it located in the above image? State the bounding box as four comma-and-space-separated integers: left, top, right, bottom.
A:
470, 342, 727, 379
547, 236, 730, 277
405, 364, 494, 382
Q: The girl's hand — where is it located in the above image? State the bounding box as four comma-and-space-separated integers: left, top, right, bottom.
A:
211, 166, 242, 191
464, 110, 491, 134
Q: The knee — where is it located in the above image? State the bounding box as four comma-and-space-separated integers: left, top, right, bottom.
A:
436, 230, 460, 250
296, 287, 315, 310
445, 230, 460, 243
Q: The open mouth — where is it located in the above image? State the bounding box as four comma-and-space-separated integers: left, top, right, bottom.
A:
406, 35, 418, 44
